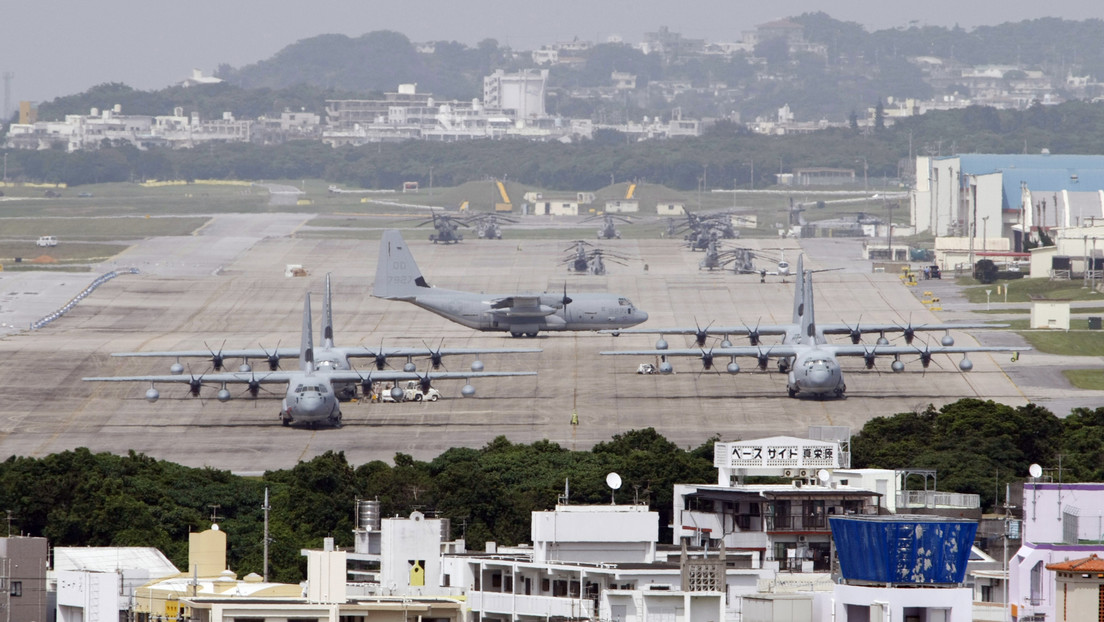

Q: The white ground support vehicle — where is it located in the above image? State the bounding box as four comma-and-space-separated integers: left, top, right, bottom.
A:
379, 380, 441, 402
36, 236, 58, 247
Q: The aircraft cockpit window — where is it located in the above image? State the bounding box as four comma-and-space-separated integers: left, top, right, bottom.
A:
618, 298, 630, 306
294, 384, 304, 393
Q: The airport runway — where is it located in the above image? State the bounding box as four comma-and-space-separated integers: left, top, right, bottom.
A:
0, 216, 1074, 471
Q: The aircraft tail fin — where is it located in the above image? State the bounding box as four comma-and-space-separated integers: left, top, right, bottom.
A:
322, 273, 335, 348
791, 254, 806, 324
374, 230, 431, 299
800, 262, 817, 343
300, 293, 315, 373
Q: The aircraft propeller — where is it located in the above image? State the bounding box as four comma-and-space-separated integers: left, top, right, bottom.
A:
744, 319, 762, 346
693, 319, 714, 347
350, 364, 375, 399
260, 340, 282, 371
561, 283, 573, 312
423, 340, 447, 370
205, 340, 227, 371
187, 372, 205, 397
699, 347, 715, 371
756, 347, 770, 371
845, 315, 864, 344
372, 340, 390, 370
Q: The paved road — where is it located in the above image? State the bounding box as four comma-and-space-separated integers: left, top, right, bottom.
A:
0, 217, 1089, 471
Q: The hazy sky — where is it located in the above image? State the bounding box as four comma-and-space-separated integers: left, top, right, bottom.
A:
4, 0, 1104, 108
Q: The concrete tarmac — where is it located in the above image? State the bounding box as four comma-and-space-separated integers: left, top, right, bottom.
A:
0, 217, 1082, 471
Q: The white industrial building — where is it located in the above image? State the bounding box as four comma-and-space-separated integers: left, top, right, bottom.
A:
483, 70, 549, 122
911, 154, 1104, 255
54, 546, 179, 622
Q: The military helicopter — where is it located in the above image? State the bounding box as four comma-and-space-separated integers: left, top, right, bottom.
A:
671, 210, 740, 250
417, 212, 469, 244
467, 213, 518, 240
561, 241, 629, 276
583, 214, 632, 239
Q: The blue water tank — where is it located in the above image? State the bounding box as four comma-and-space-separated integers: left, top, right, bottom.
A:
830, 515, 977, 585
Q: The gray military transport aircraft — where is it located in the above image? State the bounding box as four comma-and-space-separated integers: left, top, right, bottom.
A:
373, 229, 648, 337
108, 274, 540, 400
602, 255, 1028, 399
85, 291, 537, 427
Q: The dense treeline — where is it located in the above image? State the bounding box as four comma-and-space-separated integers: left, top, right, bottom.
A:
0, 429, 714, 582
3, 401, 1104, 582
8, 100, 1104, 189
853, 400, 1104, 510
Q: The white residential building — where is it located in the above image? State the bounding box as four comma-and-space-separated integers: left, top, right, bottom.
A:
1009, 482, 1104, 622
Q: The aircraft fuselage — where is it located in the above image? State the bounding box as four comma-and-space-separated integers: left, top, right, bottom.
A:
786, 348, 845, 398
409, 288, 646, 336
281, 377, 342, 426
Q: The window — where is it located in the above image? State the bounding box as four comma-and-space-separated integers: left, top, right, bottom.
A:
10, 581, 21, 597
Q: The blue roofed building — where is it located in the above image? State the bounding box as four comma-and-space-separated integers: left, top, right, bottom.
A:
911, 154, 1104, 270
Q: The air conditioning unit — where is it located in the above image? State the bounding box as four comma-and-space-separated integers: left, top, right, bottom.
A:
799, 469, 809, 478
783, 469, 795, 477
797, 535, 807, 543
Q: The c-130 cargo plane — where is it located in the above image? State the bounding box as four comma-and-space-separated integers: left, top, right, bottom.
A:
85, 286, 538, 427
602, 255, 1028, 399
373, 229, 648, 337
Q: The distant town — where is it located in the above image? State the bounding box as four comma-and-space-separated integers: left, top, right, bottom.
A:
4, 19, 1099, 152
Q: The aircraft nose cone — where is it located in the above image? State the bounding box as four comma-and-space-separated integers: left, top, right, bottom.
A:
297, 394, 326, 416
636, 309, 649, 323
807, 368, 832, 386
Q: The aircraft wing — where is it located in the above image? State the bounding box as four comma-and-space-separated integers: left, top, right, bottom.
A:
826, 344, 1029, 357
601, 345, 802, 358
340, 346, 542, 358
323, 370, 537, 382
84, 371, 300, 384
820, 322, 1008, 336
85, 370, 537, 384
600, 326, 792, 337
487, 296, 559, 318
112, 348, 299, 360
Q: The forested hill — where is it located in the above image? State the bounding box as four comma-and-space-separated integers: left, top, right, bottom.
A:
217, 30, 513, 101
28, 16, 1104, 124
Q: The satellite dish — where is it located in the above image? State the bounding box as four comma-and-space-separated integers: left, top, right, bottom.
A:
1029, 463, 1043, 478
817, 469, 830, 484
606, 472, 623, 490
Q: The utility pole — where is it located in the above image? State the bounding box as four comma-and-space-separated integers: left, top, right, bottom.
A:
982, 216, 989, 251
2, 72, 12, 123
262, 488, 271, 582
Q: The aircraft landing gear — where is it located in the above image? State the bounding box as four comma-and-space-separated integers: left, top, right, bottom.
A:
788, 387, 797, 398
510, 331, 522, 338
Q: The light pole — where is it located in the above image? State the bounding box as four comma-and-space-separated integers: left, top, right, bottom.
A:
428, 166, 433, 198
749, 160, 754, 190
986, 289, 992, 311
982, 216, 989, 251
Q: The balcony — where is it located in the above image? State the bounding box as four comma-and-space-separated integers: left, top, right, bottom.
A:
896, 490, 980, 510
469, 591, 596, 619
